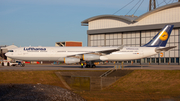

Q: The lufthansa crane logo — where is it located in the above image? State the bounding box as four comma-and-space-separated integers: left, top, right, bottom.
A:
160, 52, 163, 57
159, 31, 168, 41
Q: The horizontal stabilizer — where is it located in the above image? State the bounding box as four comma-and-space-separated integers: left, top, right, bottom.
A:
155, 46, 176, 53
118, 45, 124, 50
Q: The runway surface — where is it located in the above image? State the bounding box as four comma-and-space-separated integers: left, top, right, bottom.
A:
0, 64, 180, 70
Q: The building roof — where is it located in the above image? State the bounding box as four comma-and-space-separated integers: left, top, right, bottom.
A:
81, 15, 138, 26
134, 2, 180, 21
81, 2, 180, 26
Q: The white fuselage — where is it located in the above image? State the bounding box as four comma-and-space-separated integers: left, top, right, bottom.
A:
5, 46, 157, 61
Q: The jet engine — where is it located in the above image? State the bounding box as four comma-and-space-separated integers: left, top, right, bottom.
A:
64, 57, 80, 63
83, 54, 100, 61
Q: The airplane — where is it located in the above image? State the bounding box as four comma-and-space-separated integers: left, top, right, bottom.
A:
5, 25, 176, 68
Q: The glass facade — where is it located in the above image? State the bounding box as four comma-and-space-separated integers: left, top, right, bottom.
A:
89, 28, 180, 64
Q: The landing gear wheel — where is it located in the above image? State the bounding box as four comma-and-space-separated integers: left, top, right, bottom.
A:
1, 62, 4, 66
20, 63, 25, 67
92, 64, 96, 68
86, 65, 90, 68
7, 62, 10, 66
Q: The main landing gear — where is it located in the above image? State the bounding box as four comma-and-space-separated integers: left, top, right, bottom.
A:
85, 61, 96, 68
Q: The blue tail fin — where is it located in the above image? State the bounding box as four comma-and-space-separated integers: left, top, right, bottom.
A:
142, 25, 174, 47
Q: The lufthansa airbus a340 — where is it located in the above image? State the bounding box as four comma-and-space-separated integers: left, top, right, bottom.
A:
5, 25, 176, 67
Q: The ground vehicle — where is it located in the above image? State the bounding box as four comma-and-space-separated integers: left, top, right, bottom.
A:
1, 60, 24, 67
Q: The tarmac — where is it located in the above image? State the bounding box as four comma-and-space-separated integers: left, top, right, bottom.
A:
0, 64, 180, 70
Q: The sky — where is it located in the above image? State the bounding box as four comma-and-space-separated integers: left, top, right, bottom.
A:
0, 0, 178, 47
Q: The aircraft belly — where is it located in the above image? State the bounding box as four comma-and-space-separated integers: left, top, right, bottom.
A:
13, 57, 57, 61
100, 52, 143, 61
10, 55, 59, 61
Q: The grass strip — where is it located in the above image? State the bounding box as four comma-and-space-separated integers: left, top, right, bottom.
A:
76, 70, 180, 101
1, 70, 180, 101
0, 70, 66, 88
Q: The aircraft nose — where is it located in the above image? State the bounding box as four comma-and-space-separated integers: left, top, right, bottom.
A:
5, 52, 10, 57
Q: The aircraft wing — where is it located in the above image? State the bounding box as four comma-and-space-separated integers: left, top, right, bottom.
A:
96, 45, 124, 54
67, 45, 124, 57
155, 46, 176, 53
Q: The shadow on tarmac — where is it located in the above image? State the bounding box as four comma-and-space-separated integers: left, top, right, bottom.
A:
124, 65, 149, 68
25, 64, 114, 69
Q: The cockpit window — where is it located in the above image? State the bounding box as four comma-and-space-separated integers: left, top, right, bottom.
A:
8, 50, 14, 52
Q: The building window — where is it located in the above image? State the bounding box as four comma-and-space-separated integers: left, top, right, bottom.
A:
156, 58, 159, 63
151, 58, 155, 63
176, 58, 179, 63
171, 58, 175, 63
147, 58, 150, 63
105, 33, 122, 46
122, 32, 140, 47
166, 58, 169, 63
90, 34, 105, 47
161, 58, 164, 63
137, 59, 140, 63
141, 58, 146, 63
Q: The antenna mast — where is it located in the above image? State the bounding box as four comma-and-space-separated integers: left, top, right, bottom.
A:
149, 0, 156, 11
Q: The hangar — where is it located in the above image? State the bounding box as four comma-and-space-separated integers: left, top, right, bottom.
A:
81, 2, 180, 65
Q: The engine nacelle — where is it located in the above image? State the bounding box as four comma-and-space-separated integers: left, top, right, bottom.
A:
64, 57, 80, 64
83, 54, 100, 61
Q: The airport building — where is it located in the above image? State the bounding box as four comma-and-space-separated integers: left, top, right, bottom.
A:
81, 2, 180, 65
55, 41, 82, 47
0, 45, 18, 60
